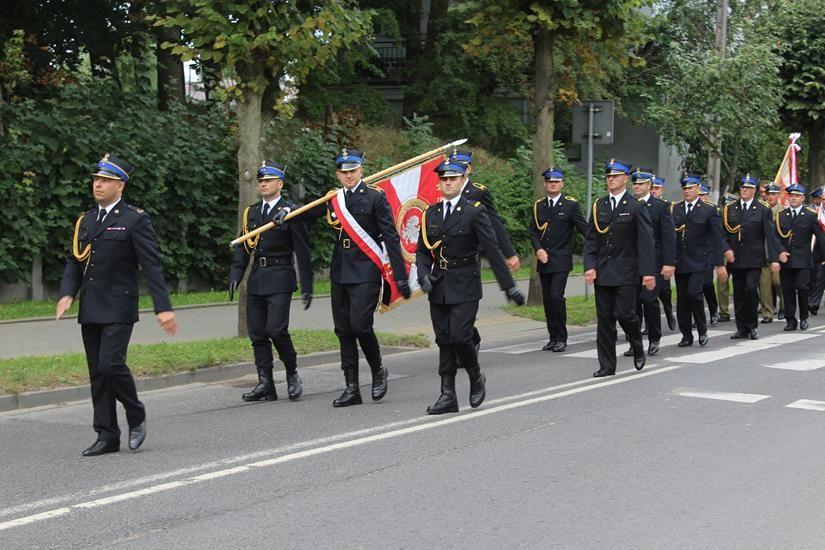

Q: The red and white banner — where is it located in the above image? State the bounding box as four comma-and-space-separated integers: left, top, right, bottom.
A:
774, 132, 802, 206
374, 156, 444, 311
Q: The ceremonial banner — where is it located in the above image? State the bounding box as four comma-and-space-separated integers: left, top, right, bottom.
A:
774, 132, 802, 206
374, 155, 444, 312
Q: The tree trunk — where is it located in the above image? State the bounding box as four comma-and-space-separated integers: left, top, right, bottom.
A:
527, 27, 556, 307
235, 88, 265, 337
808, 119, 825, 190
726, 131, 742, 198
156, 27, 185, 110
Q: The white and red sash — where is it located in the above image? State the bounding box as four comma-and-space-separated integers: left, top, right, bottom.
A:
330, 189, 399, 304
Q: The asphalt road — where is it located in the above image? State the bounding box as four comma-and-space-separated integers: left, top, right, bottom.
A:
2, 317, 825, 548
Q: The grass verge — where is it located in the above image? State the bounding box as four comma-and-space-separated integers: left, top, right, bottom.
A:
0, 266, 546, 322
0, 330, 429, 395
503, 294, 597, 327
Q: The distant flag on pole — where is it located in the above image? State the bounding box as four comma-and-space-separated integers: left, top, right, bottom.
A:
774, 132, 802, 206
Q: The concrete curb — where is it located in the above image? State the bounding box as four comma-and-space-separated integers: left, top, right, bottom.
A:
0, 345, 419, 413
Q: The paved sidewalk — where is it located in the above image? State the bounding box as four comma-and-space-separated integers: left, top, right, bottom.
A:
0, 276, 591, 359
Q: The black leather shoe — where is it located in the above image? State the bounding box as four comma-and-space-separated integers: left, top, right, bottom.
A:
128, 421, 146, 451
749, 329, 759, 340
333, 370, 362, 407
243, 367, 277, 401
718, 314, 731, 322
467, 368, 486, 408
677, 339, 693, 347
286, 372, 303, 401
666, 314, 677, 331
810, 308, 819, 316
730, 331, 748, 339
784, 321, 797, 331
623, 347, 634, 357
634, 354, 646, 371
427, 375, 458, 414
761, 317, 773, 324
698, 333, 709, 346
542, 340, 557, 351
647, 342, 660, 356
800, 319, 809, 330
778, 310, 785, 320
371, 366, 388, 401
552, 341, 567, 352
709, 314, 719, 327
82, 439, 119, 457
333, 385, 362, 407
593, 368, 615, 377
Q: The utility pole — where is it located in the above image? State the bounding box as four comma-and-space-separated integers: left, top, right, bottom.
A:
707, 0, 728, 202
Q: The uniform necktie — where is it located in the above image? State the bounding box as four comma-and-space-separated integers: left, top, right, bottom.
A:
742, 201, 747, 211
97, 209, 107, 224
444, 201, 452, 222
687, 203, 693, 215
262, 203, 270, 218
346, 189, 353, 205
610, 197, 616, 211
792, 209, 797, 219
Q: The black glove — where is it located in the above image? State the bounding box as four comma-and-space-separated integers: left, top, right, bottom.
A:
229, 279, 239, 301
397, 279, 411, 299
302, 292, 312, 310
419, 274, 433, 294
272, 208, 288, 225
505, 286, 525, 306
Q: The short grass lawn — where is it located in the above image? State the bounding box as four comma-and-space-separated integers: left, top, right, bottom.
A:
0, 330, 429, 395
504, 295, 597, 326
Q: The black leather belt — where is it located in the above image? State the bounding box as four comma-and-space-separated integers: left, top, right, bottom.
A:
439, 254, 478, 270
257, 255, 291, 267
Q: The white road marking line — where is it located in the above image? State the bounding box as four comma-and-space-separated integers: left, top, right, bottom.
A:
665, 332, 819, 364
785, 399, 825, 411
566, 330, 732, 359
763, 359, 825, 371
674, 389, 770, 404
482, 332, 597, 354
0, 364, 685, 532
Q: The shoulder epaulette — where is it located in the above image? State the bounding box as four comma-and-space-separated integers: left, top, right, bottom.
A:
564, 195, 577, 202
701, 198, 715, 205
126, 204, 145, 214
472, 182, 487, 191
759, 199, 770, 207
473, 201, 481, 207
807, 207, 817, 214
367, 184, 384, 193
534, 198, 544, 205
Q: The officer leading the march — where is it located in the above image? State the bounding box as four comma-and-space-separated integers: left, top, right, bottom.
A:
529, 167, 587, 352
583, 160, 656, 377
321, 148, 411, 407
722, 174, 782, 340
775, 183, 825, 330
229, 161, 312, 402
56, 153, 177, 456
416, 160, 524, 414
670, 174, 731, 347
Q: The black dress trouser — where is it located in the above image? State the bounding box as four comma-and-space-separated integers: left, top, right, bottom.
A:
540, 271, 570, 343
730, 268, 762, 331
781, 267, 811, 323
675, 271, 706, 340
331, 281, 381, 372
638, 273, 663, 344
595, 284, 642, 373
81, 323, 144, 443
246, 291, 297, 373
430, 301, 480, 376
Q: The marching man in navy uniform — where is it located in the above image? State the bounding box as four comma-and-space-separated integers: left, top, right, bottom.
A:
650, 175, 677, 330
583, 160, 656, 377
56, 153, 176, 456
229, 161, 312, 402
622, 168, 676, 357
775, 183, 825, 330
416, 160, 525, 414
670, 174, 731, 347
722, 174, 782, 340
808, 187, 825, 315
319, 148, 411, 407
529, 167, 587, 352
